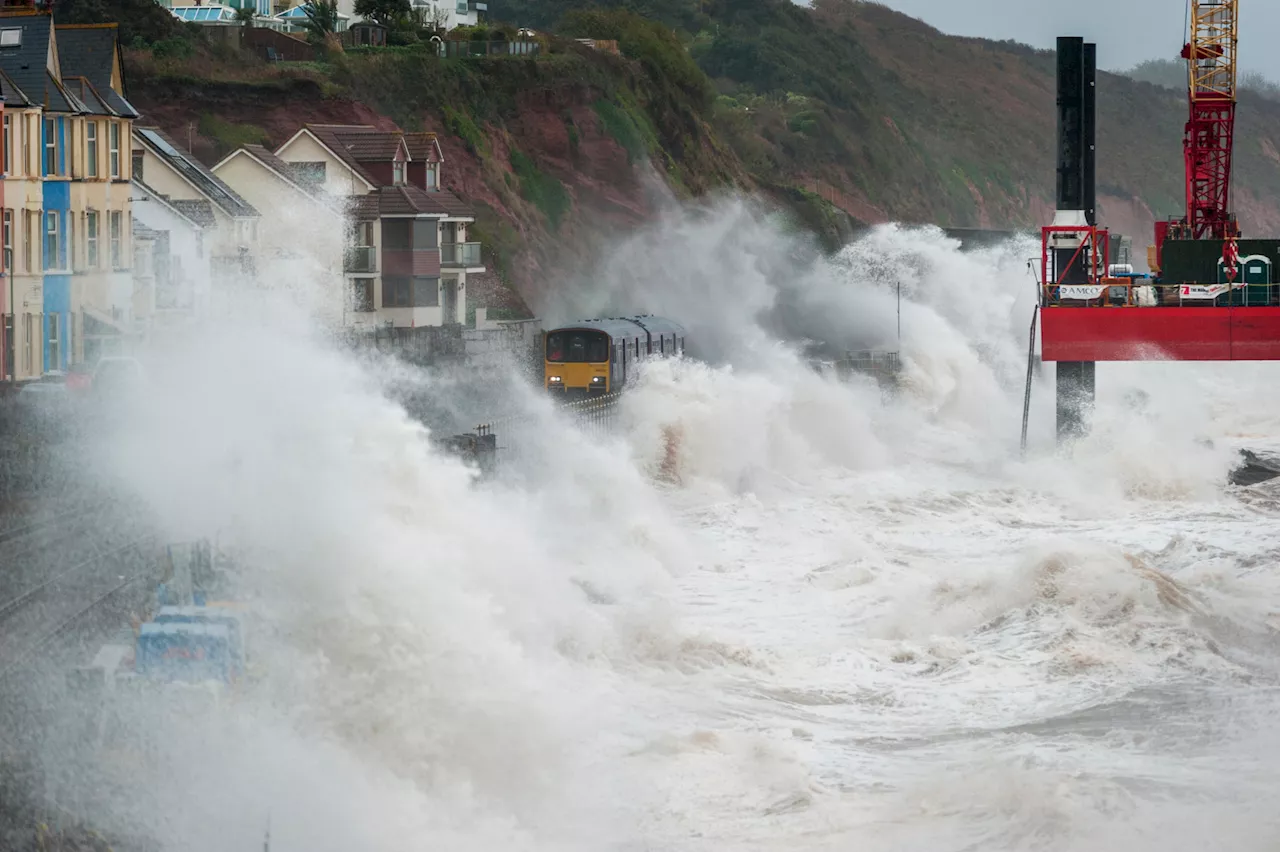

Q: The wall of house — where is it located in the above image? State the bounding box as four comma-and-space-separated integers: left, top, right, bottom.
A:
41, 178, 70, 373
136, 146, 196, 203
378, 306, 445, 328
5, 110, 46, 379
133, 188, 211, 323
138, 149, 253, 285
406, 161, 441, 191
213, 152, 342, 274
216, 151, 350, 321
70, 174, 135, 312
275, 133, 372, 198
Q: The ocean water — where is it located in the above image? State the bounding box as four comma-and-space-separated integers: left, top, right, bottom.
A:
54, 197, 1280, 851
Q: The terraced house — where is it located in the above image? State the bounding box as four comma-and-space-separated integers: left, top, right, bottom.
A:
0, 10, 137, 379
212, 123, 484, 329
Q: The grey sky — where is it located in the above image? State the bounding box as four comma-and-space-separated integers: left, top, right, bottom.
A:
872, 0, 1280, 80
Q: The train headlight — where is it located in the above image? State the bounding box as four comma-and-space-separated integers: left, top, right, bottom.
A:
549, 376, 562, 383
591, 376, 604, 383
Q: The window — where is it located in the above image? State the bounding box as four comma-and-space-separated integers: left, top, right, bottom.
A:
86, 211, 98, 269
546, 331, 609, 363
392, 158, 406, 186
381, 220, 438, 250
43, 117, 55, 176
68, 214, 76, 272
20, 115, 29, 177
456, 0, 468, 12
3, 114, 10, 175
426, 164, 437, 189
47, 314, 58, 371
381, 276, 439, 308
86, 121, 98, 178
350, 279, 374, 312
22, 313, 31, 374
109, 121, 120, 178
109, 211, 122, 268
3, 210, 11, 274
0, 28, 21, 47
44, 211, 58, 271
353, 221, 374, 247
292, 161, 325, 185
22, 211, 31, 274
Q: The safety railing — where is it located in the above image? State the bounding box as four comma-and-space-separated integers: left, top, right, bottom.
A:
440, 242, 482, 267
467, 392, 622, 468
1041, 279, 1278, 308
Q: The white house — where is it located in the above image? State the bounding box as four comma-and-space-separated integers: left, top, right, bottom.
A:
130, 182, 213, 331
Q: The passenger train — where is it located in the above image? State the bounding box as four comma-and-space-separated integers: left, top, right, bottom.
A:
543, 315, 686, 397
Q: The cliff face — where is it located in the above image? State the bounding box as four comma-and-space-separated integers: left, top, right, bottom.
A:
126, 35, 749, 312
122, 0, 1280, 312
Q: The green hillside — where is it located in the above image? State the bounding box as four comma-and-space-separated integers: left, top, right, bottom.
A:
100, 0, 1280, 306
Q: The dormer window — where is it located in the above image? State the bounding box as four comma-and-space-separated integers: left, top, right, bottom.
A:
426, 164, 438, 189
393, 158, 406, 186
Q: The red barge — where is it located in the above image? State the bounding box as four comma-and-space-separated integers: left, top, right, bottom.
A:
1038, 2, 1274, 439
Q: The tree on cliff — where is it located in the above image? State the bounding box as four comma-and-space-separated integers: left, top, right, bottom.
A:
301, 0, 341, 42
53, 0, 185, 44
354, 0, 411, 28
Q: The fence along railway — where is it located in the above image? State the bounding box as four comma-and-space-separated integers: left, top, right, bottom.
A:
441, 347, 903, 472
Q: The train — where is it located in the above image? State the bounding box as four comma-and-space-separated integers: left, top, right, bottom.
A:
543, 315, 687, 397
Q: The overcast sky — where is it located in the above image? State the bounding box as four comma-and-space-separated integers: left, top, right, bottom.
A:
872, 0, 1280, 80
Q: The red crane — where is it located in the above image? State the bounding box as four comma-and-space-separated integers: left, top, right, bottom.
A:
1177, 0, 1240, 241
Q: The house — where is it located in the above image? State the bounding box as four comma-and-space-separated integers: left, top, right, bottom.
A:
208, 142, 350, 322
130, 180, 212, 331
131, 126, 260, 307
57, 22, 141, 365
408, 0, 479, 31
0, 11, 138, 378
212, 123, 485, 329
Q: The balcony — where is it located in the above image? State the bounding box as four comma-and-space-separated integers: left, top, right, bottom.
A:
344, 245, 377, 273
441, 242, 482, 267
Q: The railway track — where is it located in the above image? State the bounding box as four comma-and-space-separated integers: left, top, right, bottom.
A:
0, 535, 155, 680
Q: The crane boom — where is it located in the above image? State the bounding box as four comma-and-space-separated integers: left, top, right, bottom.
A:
1182, 0, 1239, 240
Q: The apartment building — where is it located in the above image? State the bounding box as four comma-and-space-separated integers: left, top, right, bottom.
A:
0, 11, 137, 378
213, 123, 484, 329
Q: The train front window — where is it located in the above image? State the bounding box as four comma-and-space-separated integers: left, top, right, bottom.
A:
547, 331, 609, 362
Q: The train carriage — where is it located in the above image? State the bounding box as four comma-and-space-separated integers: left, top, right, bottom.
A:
544, 315, 686, 397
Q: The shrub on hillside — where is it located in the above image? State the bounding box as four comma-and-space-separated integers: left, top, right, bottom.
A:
55, 0, 190, 46
557, 8, 712, 111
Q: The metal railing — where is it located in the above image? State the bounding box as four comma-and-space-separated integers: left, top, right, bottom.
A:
438, 40, 540, 58
1042, 279, 1277, 308
344, 246, 377, 273
467, 392, 621, 469
441, 242, 482, 267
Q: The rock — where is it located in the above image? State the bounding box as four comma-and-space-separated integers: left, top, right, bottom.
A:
1229, 449, 1280, 487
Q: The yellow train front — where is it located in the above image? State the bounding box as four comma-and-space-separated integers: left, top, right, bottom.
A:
544, 316, 686, 398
